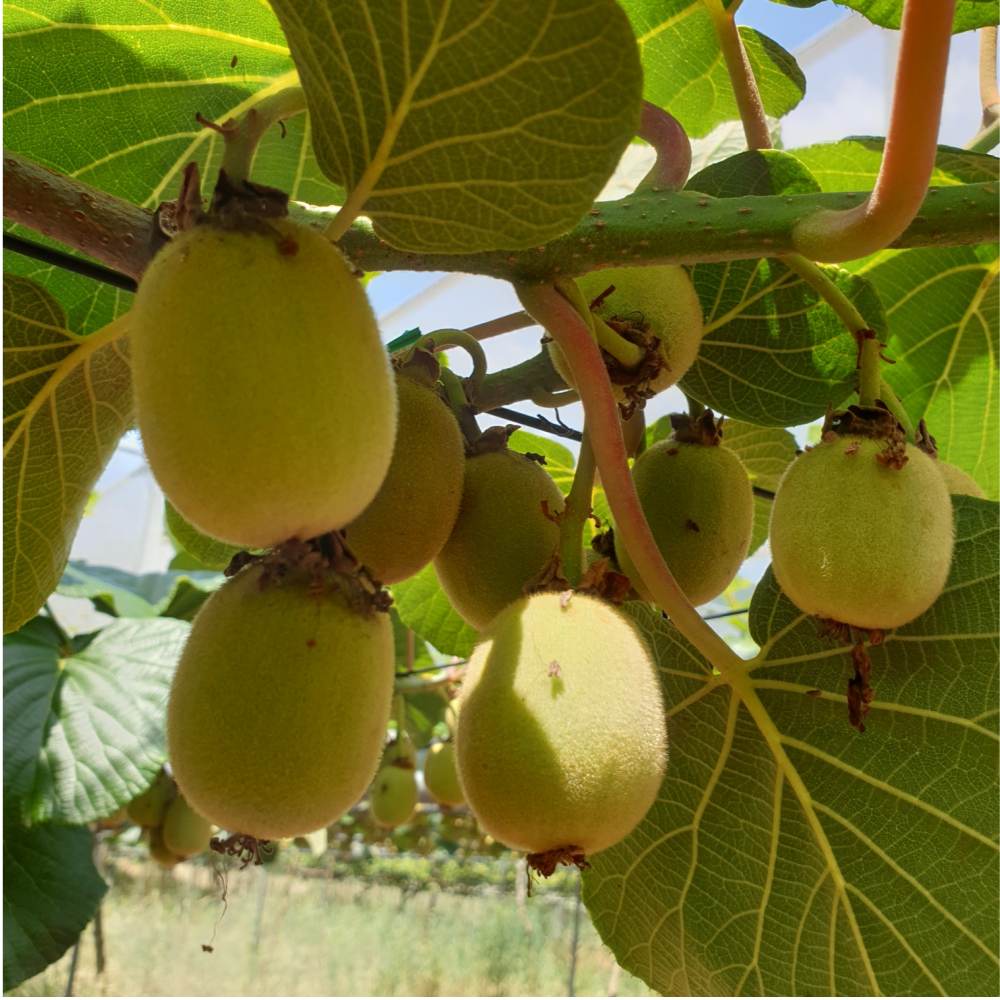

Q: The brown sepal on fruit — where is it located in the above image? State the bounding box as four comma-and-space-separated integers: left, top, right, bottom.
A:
224, 532, 392, 615
914, 418, 939, 459
815, 618, 882, 733
594, 314, 670, 421
524, 550, 571, 595
577, 557, 632, 605
466, 424, 517, 458
392, 342, 441, 387
210, 832, 273, 870
821, 403, 908, 470
526, 846, 590, 896
209, 168, 289, 223
669, 409, 724, 446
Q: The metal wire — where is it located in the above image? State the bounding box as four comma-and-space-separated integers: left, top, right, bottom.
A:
3, 233, 138, 292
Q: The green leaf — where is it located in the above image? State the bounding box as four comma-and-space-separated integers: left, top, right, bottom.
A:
164, 500, 249, 573
3, 819, 107, 992
854, 248, 999, 500
790, 140, 999, 193
270, 0, 643, 253
585, 496, 999, 996
403, 690, 450, 750
678, 151, 886, 426
507, 429, 576, 495
57, 561, 226, 621
390, 607, 433, 672
3, 615, 190, 824
621, 2, 805, 138
392, 563, 478, 659
3, 275, 133, 635
2, 0, 342, 212
830, 0, 998, 32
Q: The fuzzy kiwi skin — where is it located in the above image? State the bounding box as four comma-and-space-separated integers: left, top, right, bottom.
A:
126, 770, 175, 828
167, 565, 394, 840
937, 460, 987, 498
148, 826, 182, 868
131, 218, 396, 549
423, 742, 465, 807
615, 440, 753, 607
162, 793, 212, 859
770, 437, 954, 629
370, 762, 418, 828
434, 450, 564, 631
456, 592, 666, 856
549, 265, 703, 396
344, 374, 464, 584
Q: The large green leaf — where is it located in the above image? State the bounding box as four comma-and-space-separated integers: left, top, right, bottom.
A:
854, 247, 999, 500
2, 819, 107, 992
3, 614, 190, 824
3, 275, 133, 635
679, 151, 886, 426
270, 0, 643, 253
57, 561, 226, 621
621, 1, 805, 139
392, 562, 479, 659
2, 0, 342, 212
790, 140, 999, 193
585, 495, 999, 996
829, 0, 998, 32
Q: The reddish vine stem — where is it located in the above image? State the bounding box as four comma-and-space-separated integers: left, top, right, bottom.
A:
636, 101, 692, 191
792, 0, 958, 262
515, 281, 744, 675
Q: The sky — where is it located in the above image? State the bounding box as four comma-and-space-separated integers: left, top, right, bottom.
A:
51, 5, 995, 634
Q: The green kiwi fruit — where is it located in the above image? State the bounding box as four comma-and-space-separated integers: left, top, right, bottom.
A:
548, 265, 703, 399
615, 413, 754, 607
344, 370, 464, 583
167, 563, 394, 839
148, 826, 182, 869
770, 434, 954, 629
126, 770, 176, 828
131, 217, 396, 548
456, 592, 666, 858
370, 761, 418, 828
434, 435, 565, 631
936, 460, 987, 498
423, 741, 465, 808
162, 792, 213, 859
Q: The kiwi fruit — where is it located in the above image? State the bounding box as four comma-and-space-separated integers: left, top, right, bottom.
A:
131, 217, 396, 548
548, 265, 703, 400
148, 826, 183, 869
162, 792, 213, 859
936, 460, 987, 498
423, 741, 465, 808
344, 369, 464, 583
615, 413, 754, 607
167, 562, 394, 840
370, 761, 418, 828
456, 591, 666, 858
434, 436, 564, 631
126, 770, 176, 828
770, 432, 954, 629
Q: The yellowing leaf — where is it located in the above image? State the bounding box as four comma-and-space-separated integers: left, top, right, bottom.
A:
272, 0, 643, 253
3, 275, 132, 633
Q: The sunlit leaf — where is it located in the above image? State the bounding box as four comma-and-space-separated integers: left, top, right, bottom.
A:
3, 614, 189, 824
392, 562, 478, 659
620, 1, 804, 139
3, 275, 132, 634
164, 500, 248, 573
2, 819, 107, 992
827, 0, 998, 32
271, 0, 643, 253
586, 496, 999, 996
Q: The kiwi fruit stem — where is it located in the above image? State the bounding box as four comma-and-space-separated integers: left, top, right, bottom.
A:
592, 314, 646, 369
531, 386, 581, 407
516, 279, 744, 676
412, 330, 488, 393
858, 335, 883, 408
879, 378, 916, 442
392, 693, 416, 764
218, 86, 308, 187
438, 368, 481, 444
558, 430, 597, 587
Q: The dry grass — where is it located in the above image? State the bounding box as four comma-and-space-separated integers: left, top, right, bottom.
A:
10, 857, 655, 997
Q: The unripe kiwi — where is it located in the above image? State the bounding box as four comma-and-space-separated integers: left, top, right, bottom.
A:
126, 770, 176, 828
937, 460, 987, 498
148, 826, 182, 869
457, 592, 666, 857
344, 372, 464, 583
131, 218, 396, 548
615, 419, 754, 607
162, 793, 213, 859
423, 741, 465, 808
548, 265, 703, 398
434, 444, 564, 631
167, 564, 394, 839
96, 806, 129, 831
370, 762, 418, 828
770, 436, 954, 629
